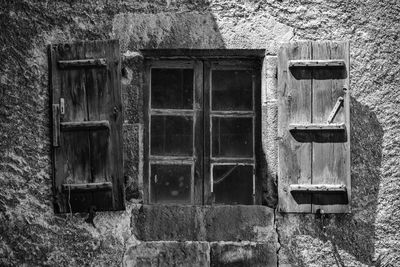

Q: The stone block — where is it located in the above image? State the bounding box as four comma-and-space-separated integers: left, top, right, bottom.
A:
210, 241, 277, 267
204, 206, 275, 242
133, 205, 276, 242
123, 123, 141, 200
123, 241, 210, 267
133, 205, 205, 241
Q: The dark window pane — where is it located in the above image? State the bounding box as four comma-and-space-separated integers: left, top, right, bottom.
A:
151, 116, 193, 156
212, 117, 253, 157
212, 70, 253, 110
151, 164, 192, 204
151, 68, 193, 109
213, 165, 253, 205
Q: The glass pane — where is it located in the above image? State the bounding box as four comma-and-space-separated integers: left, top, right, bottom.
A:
151, 68, 193, 109
213, 165, 253, 205
151, 116, 193, 156
212, 70, 253, 110
212, 117, 253, 157
151, 164, 192, 204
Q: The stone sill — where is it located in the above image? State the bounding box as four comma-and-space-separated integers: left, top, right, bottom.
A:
132, 205, 276, 242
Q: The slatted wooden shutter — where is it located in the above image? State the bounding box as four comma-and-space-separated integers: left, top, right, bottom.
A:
278, 41, 350, 213
49, 40, 123, 213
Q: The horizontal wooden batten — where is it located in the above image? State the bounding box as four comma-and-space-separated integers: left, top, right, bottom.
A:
289, 184, 347, 193
61, 120, 110, 131
58, 58, 107, 68
62, 182, 113, 192
150, 109, 194, 116
289, 123, 346, 131
210, 158, 254, 164
210, 110, 254, 117
288, 59, 345, 68
150, 156, 194, 165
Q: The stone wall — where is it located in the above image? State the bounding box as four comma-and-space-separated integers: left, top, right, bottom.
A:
0, 0, 399, 266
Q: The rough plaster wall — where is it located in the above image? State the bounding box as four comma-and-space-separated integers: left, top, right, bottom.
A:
251, 1, 399, 265
0, 0, 399, 266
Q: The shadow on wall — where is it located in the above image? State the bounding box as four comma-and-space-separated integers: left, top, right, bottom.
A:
112, 12, 226, 51
284, 97, 383, 266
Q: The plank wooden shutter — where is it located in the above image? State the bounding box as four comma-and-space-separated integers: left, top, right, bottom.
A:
278, 41, 350, 213
49, 40, 123, 213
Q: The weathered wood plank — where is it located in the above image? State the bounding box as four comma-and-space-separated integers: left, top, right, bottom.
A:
203, 61, 212, 204
209, 111, 254, 117
62, 182, 113, 191
150, 109, 194, 116
278, 41, 313, 213
143, 61, 151, 204
289, 59, 345, 68
106, 40, 124, 210
60, 41, 92, 188
290, 184, 346, 192
60, 120, 110, 131
312, 41, 350, 213
288, 123, 346, 131
194, 60, 204, 205
58, 58, 107, 68
81, 43, 110, 187
52, 104, 60, 147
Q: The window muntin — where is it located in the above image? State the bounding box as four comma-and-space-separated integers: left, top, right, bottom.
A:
145, 59, 260, 205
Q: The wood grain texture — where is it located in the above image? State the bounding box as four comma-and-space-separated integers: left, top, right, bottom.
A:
58, 58, 107, 68
278, 41, 313, 213
52, 104, 60, 147
62, 182, 113, 191
290, 184, 347, 192
312, 41, 350, 213
289, 59, 345, 68
203, 61, 212, 204
194, 60, 204, 204
278, 41, 350, 213
50, 40, 123, 213
288, 123, 346, 131
60, 120, 110, 131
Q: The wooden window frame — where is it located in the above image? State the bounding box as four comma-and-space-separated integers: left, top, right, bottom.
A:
142, 49, 264, 205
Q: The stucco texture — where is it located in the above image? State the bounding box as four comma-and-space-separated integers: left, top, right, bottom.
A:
0, 0, 399, 266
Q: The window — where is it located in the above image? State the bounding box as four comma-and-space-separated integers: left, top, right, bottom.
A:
143, 50, 263, 205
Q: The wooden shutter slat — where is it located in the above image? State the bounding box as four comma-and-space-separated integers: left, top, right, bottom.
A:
278, 41, 313, 213
311, 41, 350, 214
60, 120, 110, 131
58, 58, 107, 68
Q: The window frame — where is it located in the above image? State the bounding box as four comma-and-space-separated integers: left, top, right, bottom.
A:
142, 49, 264, 205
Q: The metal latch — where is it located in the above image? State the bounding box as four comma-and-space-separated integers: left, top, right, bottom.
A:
60, 98, 65, 115
327, 96, 344, 124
